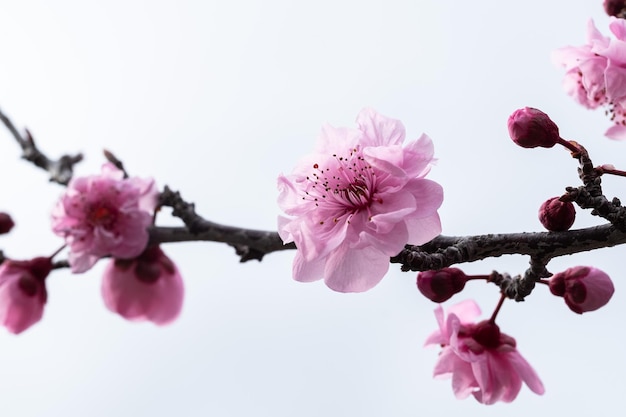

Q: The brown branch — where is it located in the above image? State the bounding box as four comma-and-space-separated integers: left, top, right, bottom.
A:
155, 186, 295, 261
0, 108, 83, 185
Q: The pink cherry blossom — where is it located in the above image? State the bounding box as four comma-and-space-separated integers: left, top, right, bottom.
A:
0, 257, 52, 334
549, 266, 614, 314
277, 108, 443, 292
52, 163, 159, 273
425, 300, 545, 404
553, 18, 626, 139
101, 246, 184, 325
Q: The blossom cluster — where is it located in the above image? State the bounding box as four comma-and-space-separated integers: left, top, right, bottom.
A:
0, 163, 184, 333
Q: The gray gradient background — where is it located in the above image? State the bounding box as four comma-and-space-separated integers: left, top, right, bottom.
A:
0, 1, 620, 416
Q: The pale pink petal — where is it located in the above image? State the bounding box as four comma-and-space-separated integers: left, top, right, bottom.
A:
356, 107, 405, 146
605, 62, 626, 99
605, 123, 626, 139
609, 16, 626, 41
292, 252, 325, 283
507, 351, 546, 395
323, 245, 389, 292
405, 213, 441, 245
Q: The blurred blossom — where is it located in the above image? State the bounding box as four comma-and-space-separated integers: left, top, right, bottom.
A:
52, 163, 158, 273
0, 257, 52, 334
553, 18, 626, 139
101, 246, 184, 325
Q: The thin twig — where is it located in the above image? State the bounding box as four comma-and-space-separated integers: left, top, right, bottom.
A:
0, 108, 83, 185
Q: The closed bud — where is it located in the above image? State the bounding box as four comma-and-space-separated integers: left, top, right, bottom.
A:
0, 212, 14, 235
507, 107, 560, 149
549, 266, 614, 314
604, 0, 626, 17
417, 268, 467, 303
538, 197, 576, 231
0, 257, 52, 334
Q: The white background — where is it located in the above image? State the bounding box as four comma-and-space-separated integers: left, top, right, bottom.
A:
0, 0, 621, 415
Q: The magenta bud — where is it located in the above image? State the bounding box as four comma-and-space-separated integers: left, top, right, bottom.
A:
507, 107, 560, 149
0, 212, 15, 235
549, 266, 614, 314
471, 320, 502, 349
538, 197, 576, 231
417, 268, 467, 303
604, 0, 626, 17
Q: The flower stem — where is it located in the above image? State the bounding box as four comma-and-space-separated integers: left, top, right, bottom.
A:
557, 138, 581, 154
489, 293, 507, 324
49, 244, 66, 260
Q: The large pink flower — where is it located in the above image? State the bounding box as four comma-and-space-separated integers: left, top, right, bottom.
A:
553, 18, 626, 139
278, 108, 443, 292
425, 300, 545, 404
0, 257, 52, 334
101, 246, 184, 325
52, 163, 159, 273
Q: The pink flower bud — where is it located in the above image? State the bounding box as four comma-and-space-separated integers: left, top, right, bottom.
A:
0, 257, 52, 334
538, 197, 576, 231
604, 0, 626, 17
0, 212, 15, 235
417, 268, 467, 303
101, 246, 184, 325
507, 107, 560, 149
549, 266, 614, 314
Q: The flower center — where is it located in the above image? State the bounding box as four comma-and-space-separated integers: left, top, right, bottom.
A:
88, 205, 117, 229
304, 147, 380, 221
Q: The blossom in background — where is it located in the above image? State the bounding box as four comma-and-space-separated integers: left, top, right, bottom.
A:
425, 300, 545, 404
52, 163, 159, 273
101, 246, 184, 325
0, 257, 52, 334
553, 18, 626, 139
549, 266, 614, 314
277, 108, 443, 292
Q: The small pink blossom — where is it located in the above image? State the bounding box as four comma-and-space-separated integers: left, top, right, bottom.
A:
425, 300, 545, 404
101, 246, 184, 325
52, 163, 159, 273
0, 257, 52, 334
549, 266, 614, 314
553, 18, 626, 139
277, 108, 443, 292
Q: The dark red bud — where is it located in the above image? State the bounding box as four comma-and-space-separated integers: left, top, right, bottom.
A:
471, 320, 501, 349
548, 274, 566, 297
0, 212, 15, 235
508, 107, 560, 149
417, 268, 467, 303
604, 0, 626, 17
539, 197, 576, 231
